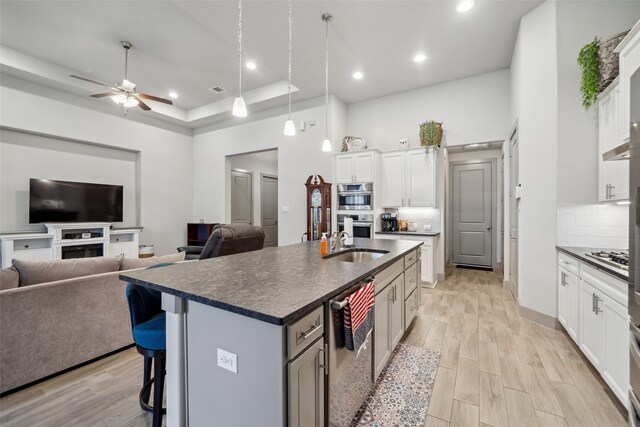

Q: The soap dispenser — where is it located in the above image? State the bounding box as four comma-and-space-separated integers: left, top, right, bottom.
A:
320, 233, 328, 256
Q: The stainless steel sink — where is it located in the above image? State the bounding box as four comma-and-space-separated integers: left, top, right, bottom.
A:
325, 249, 388, 263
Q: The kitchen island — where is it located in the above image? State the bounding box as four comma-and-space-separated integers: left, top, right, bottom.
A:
120, 238, 423, 427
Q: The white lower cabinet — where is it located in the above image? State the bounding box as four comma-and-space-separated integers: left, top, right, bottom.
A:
560, 251, 629, 408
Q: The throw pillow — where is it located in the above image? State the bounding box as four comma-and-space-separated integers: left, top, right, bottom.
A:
0, 266, 20, 291
120, 252, 186, 271
13, 255, 123, 287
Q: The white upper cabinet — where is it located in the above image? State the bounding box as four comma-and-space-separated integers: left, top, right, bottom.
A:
380, 151, 406, 207
381, 148, 436, 208
334, 151, 376, 184
406, 149, 436, 207
617, 21, 640, 144
598, 80, 629, 202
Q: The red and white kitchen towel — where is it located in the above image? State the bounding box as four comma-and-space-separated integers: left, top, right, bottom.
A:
344, 281, 375, 356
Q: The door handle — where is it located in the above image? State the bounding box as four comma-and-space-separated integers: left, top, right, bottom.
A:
486, 226, 492, 231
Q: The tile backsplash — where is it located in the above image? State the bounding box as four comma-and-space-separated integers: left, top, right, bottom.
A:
557, 204, 629, 249
396, 207, 441, 232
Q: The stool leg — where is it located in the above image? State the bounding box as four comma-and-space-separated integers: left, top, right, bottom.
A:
141, 356, 152, 405
152, 354, 165, 427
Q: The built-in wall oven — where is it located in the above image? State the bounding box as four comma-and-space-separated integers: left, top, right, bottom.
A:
337, 183, 373, 210
337, 214, 374, 239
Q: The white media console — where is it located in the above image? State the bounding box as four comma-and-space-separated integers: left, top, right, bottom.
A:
0, 223, 141, 268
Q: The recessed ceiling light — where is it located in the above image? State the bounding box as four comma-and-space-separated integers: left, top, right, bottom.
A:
168, 91, 178, 99
457, 0, 475, 13
413, 53, 427, 63
352, 71, 363, 80
246, 61, 257, 70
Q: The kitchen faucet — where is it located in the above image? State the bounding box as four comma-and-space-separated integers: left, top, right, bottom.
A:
331, 231, 352, 251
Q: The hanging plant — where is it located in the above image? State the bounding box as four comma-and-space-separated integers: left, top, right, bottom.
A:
419, 120, 443, 151
577, 37, 601, 110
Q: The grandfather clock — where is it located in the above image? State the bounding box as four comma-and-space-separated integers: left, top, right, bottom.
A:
305, 174, 332, 241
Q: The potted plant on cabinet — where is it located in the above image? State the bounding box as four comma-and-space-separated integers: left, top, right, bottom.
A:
419, 120, 443, 152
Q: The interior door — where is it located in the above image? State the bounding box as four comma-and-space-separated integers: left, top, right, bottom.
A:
452, 162, 493, 267
231, 169, 253, 225
509, 129, 519, 298
261, 175, 278, 247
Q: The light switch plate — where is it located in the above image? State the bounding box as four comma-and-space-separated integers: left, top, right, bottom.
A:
217, 348, 237, 373
282, 205, 290, 213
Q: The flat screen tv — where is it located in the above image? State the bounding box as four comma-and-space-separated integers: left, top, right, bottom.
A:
29, 179, 123, 223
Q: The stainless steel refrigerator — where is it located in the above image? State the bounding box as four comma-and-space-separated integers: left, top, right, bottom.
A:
628, 67, 640, 424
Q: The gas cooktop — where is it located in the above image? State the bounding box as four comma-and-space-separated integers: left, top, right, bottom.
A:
585, 250, 629, 270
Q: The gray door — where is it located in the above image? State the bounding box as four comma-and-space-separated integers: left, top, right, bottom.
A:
509, 129, 519, 298
452, 162, 493, 267
231, 170, 252, 224
261, 175, 278, 247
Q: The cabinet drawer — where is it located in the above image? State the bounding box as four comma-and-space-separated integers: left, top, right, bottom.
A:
559, 253, 580, 276
374, 259, 403, 294
287, 306, 324, 359
404, 263, 417, 296
404, 288, 418, 329
404, 250, 417, 268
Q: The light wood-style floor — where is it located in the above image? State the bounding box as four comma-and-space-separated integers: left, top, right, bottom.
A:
0, 267, 626, 427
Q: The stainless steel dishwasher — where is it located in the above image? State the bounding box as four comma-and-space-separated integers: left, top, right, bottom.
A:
326, 280, 374, 427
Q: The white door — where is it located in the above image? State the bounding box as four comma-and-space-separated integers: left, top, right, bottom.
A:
579, 281, 605, 370
406, 149, 435, 207
335, 155, 354, 184
420, 244, 433, 284
261, 175, 278, 248
353, 152, 375, 182
381, 152, 405, 207
452, 162, 493, 267
602, 294, 629, 405
231, 170, 253, 224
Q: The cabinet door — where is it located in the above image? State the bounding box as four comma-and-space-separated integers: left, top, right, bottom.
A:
614, 160, 630, 200
602, 294, 629, 406
404, 288, 418, 330
579, 280, 605, 370
420, 245, 433, 284
557, 268, 570, 331
374, 287, 392, 379
390, 275, 404, 348
335, 155, 354, 184
288, 338, 325, 427
353, 152, 375, 183
406, 149, 435, 207
598, 87, 619, 202
109, 242, 124, 256
381, 152, 405, 207
566, 271, 580, 343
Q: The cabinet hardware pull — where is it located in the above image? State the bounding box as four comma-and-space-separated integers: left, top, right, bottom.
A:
299, 323, 322, 340
610, 185, 615, 198
592, 293, 596, 313
595, 295, 602, 315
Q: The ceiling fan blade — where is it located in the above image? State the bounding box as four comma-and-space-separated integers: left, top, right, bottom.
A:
70, 75, 113, 88
138, 93, 173, 105
137, 99, 152, 111
90, 92, 120, 98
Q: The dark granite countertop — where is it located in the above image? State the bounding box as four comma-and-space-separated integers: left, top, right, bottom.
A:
121, 238, 422, 326
556, 246, 628, 282
375, 231, 440, 237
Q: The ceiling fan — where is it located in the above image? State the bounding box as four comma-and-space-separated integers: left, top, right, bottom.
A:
70, 41, 173, 111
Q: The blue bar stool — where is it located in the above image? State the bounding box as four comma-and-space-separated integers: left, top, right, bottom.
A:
125, 263, 173, 427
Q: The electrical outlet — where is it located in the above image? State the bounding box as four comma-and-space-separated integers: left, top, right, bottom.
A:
217, 348, 237, 373
299, 121, 306, 132
308, 119, 316, 127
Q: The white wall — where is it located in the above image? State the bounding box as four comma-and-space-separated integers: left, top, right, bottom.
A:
510, 0, 559, 318
556, 1, 640, 205
0, 129, 139, 231
193, 99, 333, 246
0, 79, 193, 255
228, 150, 278, 227
346, 69, 511, 150
557, 204, 629, 249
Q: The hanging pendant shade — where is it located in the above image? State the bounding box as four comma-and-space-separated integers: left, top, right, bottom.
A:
284, 119, 296, 136
233, 0, 247, 117
322, 139, 332, 152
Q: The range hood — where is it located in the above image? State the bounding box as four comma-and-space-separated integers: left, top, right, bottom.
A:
604, 142, 631, 161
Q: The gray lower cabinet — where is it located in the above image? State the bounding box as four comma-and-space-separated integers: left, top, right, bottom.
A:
374, 284, 392, 378
288, 338, 325, 427
390, 274, 404, 349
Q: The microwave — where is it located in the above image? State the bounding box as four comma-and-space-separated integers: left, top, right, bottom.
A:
337, 183, 373, 210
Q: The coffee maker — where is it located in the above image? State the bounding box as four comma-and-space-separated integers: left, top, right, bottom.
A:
381, 213, 398, 232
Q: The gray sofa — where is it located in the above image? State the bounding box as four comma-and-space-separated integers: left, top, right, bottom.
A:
0, 252, 184, 394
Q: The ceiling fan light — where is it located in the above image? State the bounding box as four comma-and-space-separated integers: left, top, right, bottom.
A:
322, 139, 332, 152
122, 79, 136, 91
111, 93, 127, 104
232, 96, 247, 117
284, 119, 296, 136
123, 96, 139, 108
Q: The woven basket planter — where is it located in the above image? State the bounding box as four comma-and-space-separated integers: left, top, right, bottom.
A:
599, 30, 629, 92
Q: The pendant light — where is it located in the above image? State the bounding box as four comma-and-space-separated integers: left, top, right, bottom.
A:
321, 13, 332, 152
283, 0, 296, 136
232, 0, 247, 117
